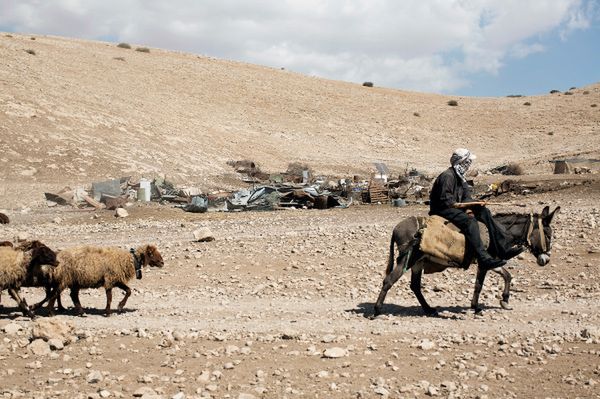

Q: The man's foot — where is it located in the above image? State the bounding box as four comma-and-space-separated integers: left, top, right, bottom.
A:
502, 245, 525, 260
478, 256, 506, 270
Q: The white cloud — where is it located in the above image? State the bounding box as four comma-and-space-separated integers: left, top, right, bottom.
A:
0, 0, 595, 93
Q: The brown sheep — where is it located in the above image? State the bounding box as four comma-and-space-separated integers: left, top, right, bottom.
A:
0, 213, 9, 224
44, 244, 164, 316
0, 242, 58, 318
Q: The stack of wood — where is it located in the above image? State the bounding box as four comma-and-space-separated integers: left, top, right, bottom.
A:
367, 180, 389, 203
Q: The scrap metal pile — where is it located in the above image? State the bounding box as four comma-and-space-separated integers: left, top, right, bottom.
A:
42, 162, 439, 213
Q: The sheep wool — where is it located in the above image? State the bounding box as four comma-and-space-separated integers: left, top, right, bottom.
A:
0, 247, 29, 289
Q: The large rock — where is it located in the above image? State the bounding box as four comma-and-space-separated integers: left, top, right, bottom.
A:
32, 319, 75, 345
28, 339, 51, 356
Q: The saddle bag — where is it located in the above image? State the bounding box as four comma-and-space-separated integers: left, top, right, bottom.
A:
418, 215, 471, 266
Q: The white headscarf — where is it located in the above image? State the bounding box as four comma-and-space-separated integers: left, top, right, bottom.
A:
450, 148, 476, 182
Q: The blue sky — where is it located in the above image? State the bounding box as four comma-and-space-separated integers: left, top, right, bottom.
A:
1, 0, 599, 97
460, 20, 600, 96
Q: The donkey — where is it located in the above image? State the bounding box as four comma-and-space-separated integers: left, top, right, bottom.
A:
373, 206, 560, 317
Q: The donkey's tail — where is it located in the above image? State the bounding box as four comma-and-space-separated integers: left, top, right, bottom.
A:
385, 234, 395, 276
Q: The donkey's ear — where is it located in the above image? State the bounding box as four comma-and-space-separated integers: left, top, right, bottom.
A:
545, 206, 560, 225
541, 206, 550, 219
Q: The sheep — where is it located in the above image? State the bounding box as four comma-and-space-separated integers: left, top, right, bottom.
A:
0, 213, 9, 224
0, 241, 58, 318
8, 240, 65, 311
43, 244, 164, 316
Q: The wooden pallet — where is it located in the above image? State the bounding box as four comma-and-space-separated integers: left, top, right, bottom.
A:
368, 180, 389, 203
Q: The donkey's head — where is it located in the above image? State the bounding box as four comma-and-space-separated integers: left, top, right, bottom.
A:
528, 206, 560, 266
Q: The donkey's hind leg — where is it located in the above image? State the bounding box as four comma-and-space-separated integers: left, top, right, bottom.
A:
494, 267, 512, 310
410, 266, 438, 317
373, 254, 409, 317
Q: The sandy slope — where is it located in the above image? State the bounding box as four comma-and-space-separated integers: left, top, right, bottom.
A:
0, 32, 599, 202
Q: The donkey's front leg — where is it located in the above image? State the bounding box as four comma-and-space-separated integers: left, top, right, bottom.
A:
493, 267, 512, 310
471, 267, 489, 313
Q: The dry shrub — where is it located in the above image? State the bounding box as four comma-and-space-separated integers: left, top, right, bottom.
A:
413, 112, 420, 117
591, 104, 597, 108
136, 47, 150, 53
550, 89, 560, 94
507, 94, 523, 98
583, 90, 590, 95
24, 49, 36, 55
447, 100, 458, 106
505, 163, 524, 175
523, 102, 531, 106
564, 91, 573, 95
117, 42, 131, 49
113, 57, 126, 61
363, 82, 374, 87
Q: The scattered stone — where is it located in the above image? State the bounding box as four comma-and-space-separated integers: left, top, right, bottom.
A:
581, 327, 600, 339
196, 370, 210, 383
323, 347, 347, 358
48, 338, 64, 350
115, 208, 129, 218
193, 227, 215, 242
322, 334, 336, 343
133, 387, 157, 397
419, 339, 435, 350
86, 370, 103, 384
3, 323, 22, 335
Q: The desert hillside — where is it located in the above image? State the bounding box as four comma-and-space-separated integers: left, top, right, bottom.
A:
1, 33, 599, 197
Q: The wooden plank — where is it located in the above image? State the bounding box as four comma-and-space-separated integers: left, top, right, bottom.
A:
83, 195, 106, 209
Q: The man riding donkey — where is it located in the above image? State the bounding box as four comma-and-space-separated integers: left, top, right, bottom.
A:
429, 148, 524, 271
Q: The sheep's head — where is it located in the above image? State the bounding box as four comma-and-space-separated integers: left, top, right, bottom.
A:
0, 241, 13, 247
29, 244, 59, 268
143, 245, 164, 268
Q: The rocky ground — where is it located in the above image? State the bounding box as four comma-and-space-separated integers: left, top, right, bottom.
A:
0, 179, 599, 399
